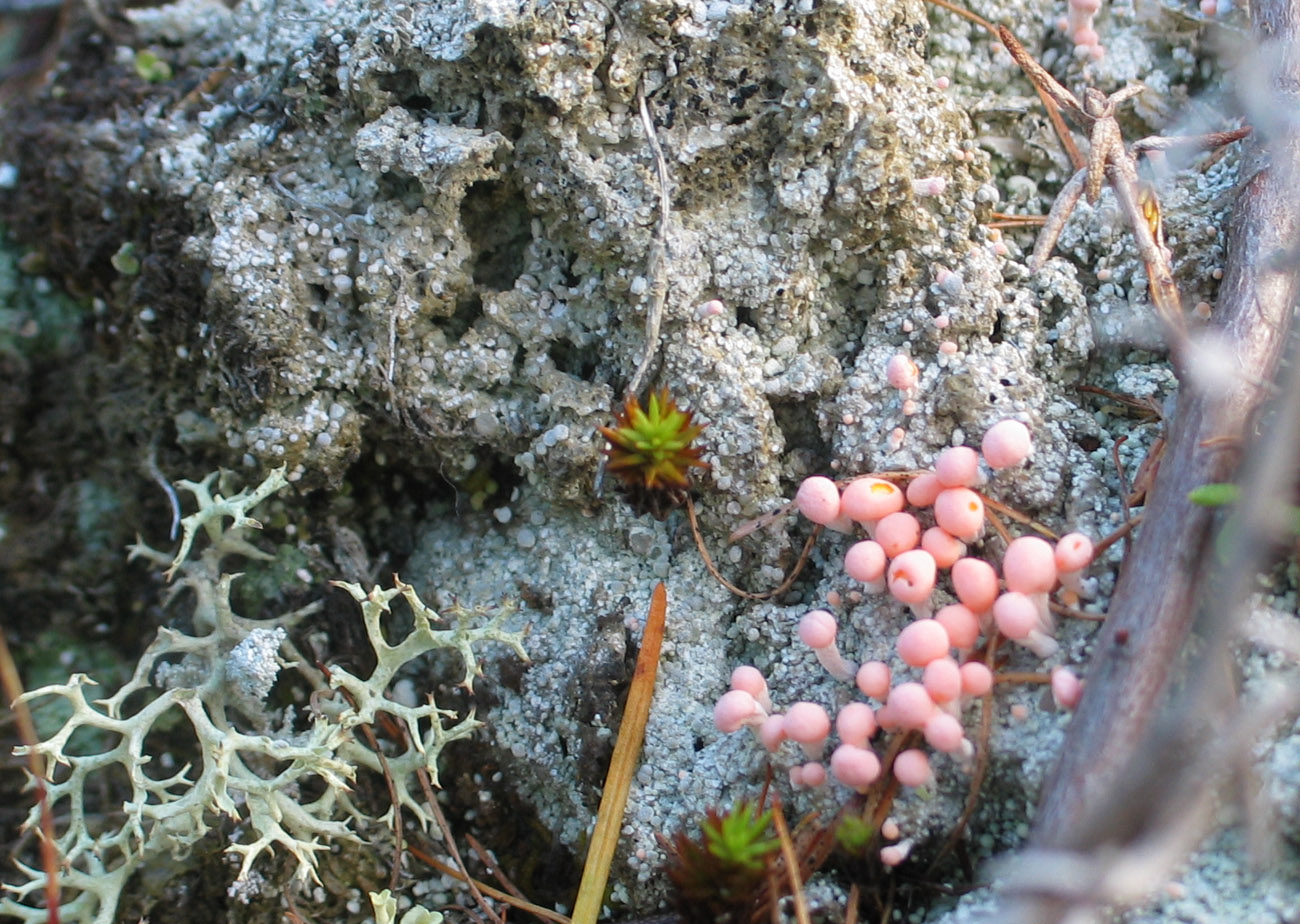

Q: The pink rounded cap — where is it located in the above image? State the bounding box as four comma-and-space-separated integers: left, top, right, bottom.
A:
795, 476, 842, 526
880, 841, 913, 867
840, 477, 906, 523
982, 419, 1032, 469
951, 557, 999, 613
1073, 26, 1100, 45
933, 487, 985, 542
906, 471, 943, 508
844, 540, 887, 585
783, 702, 831, 744
1051, 666, 1083, 709
897, 619, 951, 667
795, 761, 828, 787
886, 353, 919, 390
922, 656, 963, 703
1055, 532, 1095, 572
830, 744, 882, 791
836, 701, 877, 747
759, 714, 787, 751
887, 549, 937, 605
934, 446, 981, 488
886, 682, 936, 730
893, 749, 933, 788
924, 713, 967, 753
729, 665, 771, 713
856, 660, 892, 700
1003, 536, 1058, 595
922, 527, 966, 570
875, 511, 921, 558
960, 660, 994, 697
714, 689, 766, 733
993, 591, 1040, 640
934, 603, 981, 650
798, 609, 838, 649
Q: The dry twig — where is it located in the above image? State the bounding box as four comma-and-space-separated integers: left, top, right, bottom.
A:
997, 26, 1252, 378
978, 2, 1300, 919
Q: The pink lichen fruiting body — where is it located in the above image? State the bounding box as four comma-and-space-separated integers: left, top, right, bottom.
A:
1003, 536, 1058, 595
840, 477, 906, 525
934, 603, 981, 650
886, 682, 937, 730
784, 702, 832, 759
906, 471, 943, 507
897, 619, 951, 667
880, 840, 913, 867
795, 475, 842, 526
933, 487, 985, 542
759, 714, 787, 752
875, 511, 922, 558
922, 527, 966, 569
922, 656, 962, 703
729, 665, 772, 713
981, 419, 1032, 469
888, 549, 938, 617
993, 592, 1059, 658
714, 689, 767, 733
794, 761, 828, 787
831, 744, 882, 791
951, 557, 999, 613
924, 712, 967, 753
959, 661, 994, 697
911, 176, 948, 197
893, 749, 933, 788
993, 591, 1039, 640
886, 353, 920, 390
1055, 532, 1096, 596
836, 701, 877, 747
798, 609, 838, 649
798, 609, 858, 683
1051, 666, 1084, 709
934, 446, 982, 488
844, 540, 888, 592
856, 660, 892, 700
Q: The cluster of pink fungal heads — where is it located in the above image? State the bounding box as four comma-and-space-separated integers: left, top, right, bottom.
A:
1057, 0, 1106, 59
716, 417, 1094, 867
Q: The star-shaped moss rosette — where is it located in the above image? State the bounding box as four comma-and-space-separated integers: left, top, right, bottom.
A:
598, 387, 708, 518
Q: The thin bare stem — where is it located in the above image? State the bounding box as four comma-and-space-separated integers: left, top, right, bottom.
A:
688, 494, 821, 600
0, 629, 60, 924
414, 766, 505, 924
770, 796, 812, 924
406, 842, 572, 924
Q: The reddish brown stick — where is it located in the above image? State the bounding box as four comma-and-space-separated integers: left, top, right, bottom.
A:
978, 4, 1300, 917
1032, 0, 1300, 846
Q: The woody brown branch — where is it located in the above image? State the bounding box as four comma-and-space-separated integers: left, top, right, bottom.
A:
991, 0, 1300, 917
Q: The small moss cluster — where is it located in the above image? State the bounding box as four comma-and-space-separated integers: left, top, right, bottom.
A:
664, 800, 780, 923
598, 387, 708, 519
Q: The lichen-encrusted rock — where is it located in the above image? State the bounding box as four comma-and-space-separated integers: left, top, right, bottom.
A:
1, 0, 1276, 917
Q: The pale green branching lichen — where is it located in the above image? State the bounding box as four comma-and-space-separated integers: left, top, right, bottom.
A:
2, 467, 527, 924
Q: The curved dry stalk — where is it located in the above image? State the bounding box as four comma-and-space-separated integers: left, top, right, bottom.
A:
688, 495, 822, 601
